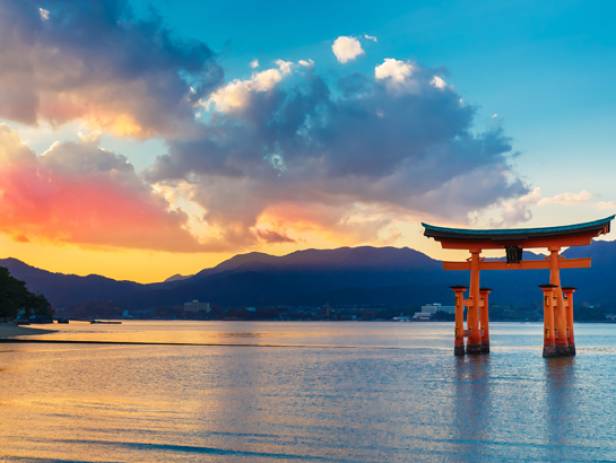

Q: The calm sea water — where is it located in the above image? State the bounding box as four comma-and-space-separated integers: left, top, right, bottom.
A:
2, 321, 616, 462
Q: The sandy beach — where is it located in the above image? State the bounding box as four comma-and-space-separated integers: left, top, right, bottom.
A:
0, 323, 55, 339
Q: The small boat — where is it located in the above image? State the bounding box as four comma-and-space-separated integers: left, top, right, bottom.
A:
90, 320, 122, 324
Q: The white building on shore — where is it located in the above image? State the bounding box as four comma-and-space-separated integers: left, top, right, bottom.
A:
412, 302, 455, 321
184, 300, 212, 314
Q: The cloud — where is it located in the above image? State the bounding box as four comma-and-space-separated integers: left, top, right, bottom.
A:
204, 60, 293, 113
332, 36, 365, 63
148, 59, 527, 247
250, 59, 259, 69
472, 187, 594, 227
473, 187, 540, 226
0, 125, 207, 251
298, 59, 315, 68
253, 228, 295, 244
374, 58, 416, 92
0, 2, 532, 252
430, 75, 447, 89
597, 201, 616, 211
38, 7, 50, 21
0, 0, 222, 138
363, 34, 378, 42
538, 190, 592, 206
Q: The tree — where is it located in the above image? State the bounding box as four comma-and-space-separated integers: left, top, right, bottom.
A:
0, 267, 53, 320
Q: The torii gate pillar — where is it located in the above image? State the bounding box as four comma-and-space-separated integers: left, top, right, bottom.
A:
563, 287, 576, 355
480, 288, 491, 353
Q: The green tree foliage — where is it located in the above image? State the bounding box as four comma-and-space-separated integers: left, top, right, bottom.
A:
0, 267, 53, 320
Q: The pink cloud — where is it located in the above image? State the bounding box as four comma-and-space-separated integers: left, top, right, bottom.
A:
0, 126, 203, 251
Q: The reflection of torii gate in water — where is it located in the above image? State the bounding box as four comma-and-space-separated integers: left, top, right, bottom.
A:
422, 216, 615, 358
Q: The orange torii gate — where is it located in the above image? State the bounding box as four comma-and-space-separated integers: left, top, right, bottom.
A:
422, 216, 614, 357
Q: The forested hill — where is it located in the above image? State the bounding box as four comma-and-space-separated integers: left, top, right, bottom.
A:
0, 266, 52, 320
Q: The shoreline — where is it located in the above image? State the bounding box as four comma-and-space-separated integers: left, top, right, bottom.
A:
0, 322, 56, 339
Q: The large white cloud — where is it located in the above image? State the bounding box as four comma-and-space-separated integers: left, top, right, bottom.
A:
332, 36, 365, 63
374, 58, 417, 94
149, 60, 528, 247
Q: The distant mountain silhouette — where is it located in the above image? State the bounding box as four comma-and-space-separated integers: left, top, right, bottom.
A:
0, 257, 140, 307
2, 242, 616, 316
164, 273, 191, 282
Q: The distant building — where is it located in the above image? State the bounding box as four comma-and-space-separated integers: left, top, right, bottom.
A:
420, 303, 455, 314
412, 302, 455, 321
184, 300, 212, 314
412, 311, 433, 321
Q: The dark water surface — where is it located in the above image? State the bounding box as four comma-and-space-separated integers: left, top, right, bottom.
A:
1, 321, 616, 462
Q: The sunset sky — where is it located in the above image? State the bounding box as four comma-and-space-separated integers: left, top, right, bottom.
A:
1, 0, 615, 282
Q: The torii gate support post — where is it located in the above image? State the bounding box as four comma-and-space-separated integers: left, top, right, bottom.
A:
466, 250, 483, 354
480, 288, 491, 353
563, 287, 576, 356
451, 286, 467, 356
548, 247, 570, 357
540, 284, 557, 357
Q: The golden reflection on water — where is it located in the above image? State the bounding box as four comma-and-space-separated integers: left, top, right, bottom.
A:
16, 320, 459, 348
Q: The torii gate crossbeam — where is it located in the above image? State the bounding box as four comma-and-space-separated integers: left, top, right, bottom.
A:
422, 215, 614, 357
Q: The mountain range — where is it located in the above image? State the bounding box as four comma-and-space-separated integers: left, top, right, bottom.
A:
2, 241, 616, 317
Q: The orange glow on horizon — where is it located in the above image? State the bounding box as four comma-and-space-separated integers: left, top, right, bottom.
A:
0, 224, 473, 283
